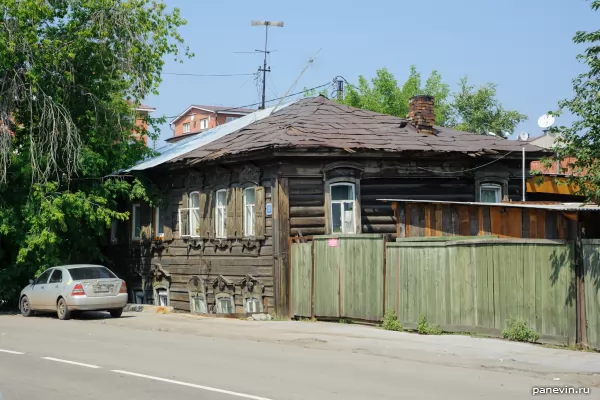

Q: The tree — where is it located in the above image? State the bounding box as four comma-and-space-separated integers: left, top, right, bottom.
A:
551, 0, 600, 202
0, 0, 190, 306
449, 77, 528, 138
339, 66, 452, 126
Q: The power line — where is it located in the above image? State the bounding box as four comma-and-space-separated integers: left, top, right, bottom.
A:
416, 151, 515, 174
148, 81, 334, 120
163, 72, 257, 77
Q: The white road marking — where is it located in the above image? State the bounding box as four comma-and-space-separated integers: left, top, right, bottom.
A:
42, 357, 101, 369
111, 370, 274, 400
0, 349, 25, 355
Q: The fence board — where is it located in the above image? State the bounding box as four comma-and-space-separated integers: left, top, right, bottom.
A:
291, 243, 313, 317
583, 240, 600, 349
386, 239, 577, 345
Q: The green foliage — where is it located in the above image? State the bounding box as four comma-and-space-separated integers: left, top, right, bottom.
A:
550, 0, 600, 203
382, 309, 403, 332
448, 77, 528, 138
417, 315, 442, 335
0, 0, 190, 307
341, 66, 452, 126
338, 318, 352, 324
328, 67, 525, 137
502, 317, 539, 343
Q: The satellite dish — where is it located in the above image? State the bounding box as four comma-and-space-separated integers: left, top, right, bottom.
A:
537, 114, 555, 129
518, 131, 529, 141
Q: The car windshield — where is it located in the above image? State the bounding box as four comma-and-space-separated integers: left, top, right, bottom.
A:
68, 267, 117, 280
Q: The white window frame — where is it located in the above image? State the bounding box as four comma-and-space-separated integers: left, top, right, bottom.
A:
480, 183, 502, 203
243, 187, 255, 237
191, 295, 207, 314
330, 183, 357, 234
154, 207, 164, 239
216, 296, 234, 314
183, 122, 190, 133
188, 191, 201, 237
156, 288, 168, 307
215, 189, 227, 239
245, 298, 261, 313
200, 118, 208, 129
226, 116, 236, 123
131, 203, 141, 241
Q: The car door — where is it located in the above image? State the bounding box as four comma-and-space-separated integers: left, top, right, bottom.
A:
44, 269, 64, 309
28, 269, 53, 310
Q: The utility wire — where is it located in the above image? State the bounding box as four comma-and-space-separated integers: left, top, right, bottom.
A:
416, 151, 515, 174
163, 72, 257, 77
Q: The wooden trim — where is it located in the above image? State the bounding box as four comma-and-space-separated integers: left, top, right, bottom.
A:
478, 207, 484, 236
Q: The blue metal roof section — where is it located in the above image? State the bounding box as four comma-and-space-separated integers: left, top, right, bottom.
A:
125, 99, 300, 172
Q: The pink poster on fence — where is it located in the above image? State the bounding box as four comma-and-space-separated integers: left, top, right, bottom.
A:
328, 238, 339, 247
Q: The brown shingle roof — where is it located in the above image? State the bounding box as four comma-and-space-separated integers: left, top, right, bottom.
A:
176, 96, 546, 163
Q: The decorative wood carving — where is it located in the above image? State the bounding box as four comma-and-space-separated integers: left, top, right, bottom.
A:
322, 162, 364, 181
185, 171, 204, 190
149, 262, 171, 288
240, 275, 264, 295
238, 164, 261, 184
212, 275, 235, 294
208, 166, 231, 187
187, 276, 206, 297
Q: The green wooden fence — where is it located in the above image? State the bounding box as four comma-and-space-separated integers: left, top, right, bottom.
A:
387, 239, 576, 345
291, 242, 313, 317
308, 235, 384, 321
583, 239, 600, 349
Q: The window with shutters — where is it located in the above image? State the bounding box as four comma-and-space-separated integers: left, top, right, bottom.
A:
244, 187, 255, 236
215, 189, 227, 238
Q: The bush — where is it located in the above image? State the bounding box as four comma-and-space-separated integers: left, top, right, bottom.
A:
417, 315, 442, 335
502, 317, 539, 343
382, 310, 403, 331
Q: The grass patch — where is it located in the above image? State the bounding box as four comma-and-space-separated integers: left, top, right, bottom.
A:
417, 315, 442, 335
501, 317, 539, 343
381, 310, 403, 332
297, 317, 317, 322
338, 318, 352, 324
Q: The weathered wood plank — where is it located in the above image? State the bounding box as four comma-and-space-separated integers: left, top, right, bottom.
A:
290, 217, 326, 227
469, 206, 479, 236
435, 205, 443, 237
289, 206, 324, 218
458, 206, 470, 236
277, 177, 290, 316
507, 208, 523, 238
425, 206, 433, 237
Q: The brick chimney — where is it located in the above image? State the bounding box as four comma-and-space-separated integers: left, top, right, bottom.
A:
408, 95, 436, 135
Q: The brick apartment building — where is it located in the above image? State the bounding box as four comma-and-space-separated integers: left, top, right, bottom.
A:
168, 105, 255, 143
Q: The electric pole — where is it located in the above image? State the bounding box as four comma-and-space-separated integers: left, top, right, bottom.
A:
251, 20, 284, 109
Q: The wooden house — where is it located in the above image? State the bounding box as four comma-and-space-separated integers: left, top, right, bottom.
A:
110, 95, 547, 317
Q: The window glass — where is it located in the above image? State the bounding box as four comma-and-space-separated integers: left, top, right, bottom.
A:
189, 192, 201, 236
68, 267, 117, 280
245, 298, 261, 313
480, 184, 501, 203
200, 119, 208, 129
35, 269, 53, 284
155, 208, 164, 237
217, 297, 233, 313
132, 204, 141, 239
157, 289, 168, 306
49, 269, 63, 283
215, 190, 227, 238
192, 296, 207, 313
331, 184, 353, 201
244, 188, 256, 236
330, 183, 356, 234
183, 122, 190, 133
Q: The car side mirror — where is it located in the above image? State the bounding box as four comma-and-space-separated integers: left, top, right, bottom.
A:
29, 279, 34, 285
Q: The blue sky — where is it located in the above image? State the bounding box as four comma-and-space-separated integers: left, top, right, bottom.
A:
147, 0, 598, 147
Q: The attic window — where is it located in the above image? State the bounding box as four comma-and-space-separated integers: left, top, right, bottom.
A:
200, 119, 208, 129
183, 122, 190, 133
480, 184, 502, 203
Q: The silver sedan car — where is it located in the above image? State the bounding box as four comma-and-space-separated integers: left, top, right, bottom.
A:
19, 264, 128, 320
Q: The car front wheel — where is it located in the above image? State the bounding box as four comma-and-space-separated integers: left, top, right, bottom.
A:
20, 296, 33, 317
57, 298, 71, 320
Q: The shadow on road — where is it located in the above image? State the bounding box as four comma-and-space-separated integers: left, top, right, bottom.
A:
30, 311, 136, 321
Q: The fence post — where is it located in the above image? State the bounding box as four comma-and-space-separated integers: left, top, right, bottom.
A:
311, 239, 315, 319
574, 217, 588, 347
383, 235, 387, 317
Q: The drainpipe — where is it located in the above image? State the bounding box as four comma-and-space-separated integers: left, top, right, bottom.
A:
522, 146, 526, 202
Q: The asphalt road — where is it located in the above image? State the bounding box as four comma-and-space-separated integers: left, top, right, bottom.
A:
0, 312, 592, 399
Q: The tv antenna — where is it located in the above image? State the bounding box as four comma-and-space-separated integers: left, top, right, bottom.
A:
251, 20, 284, 110
537, 113, 555, 136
